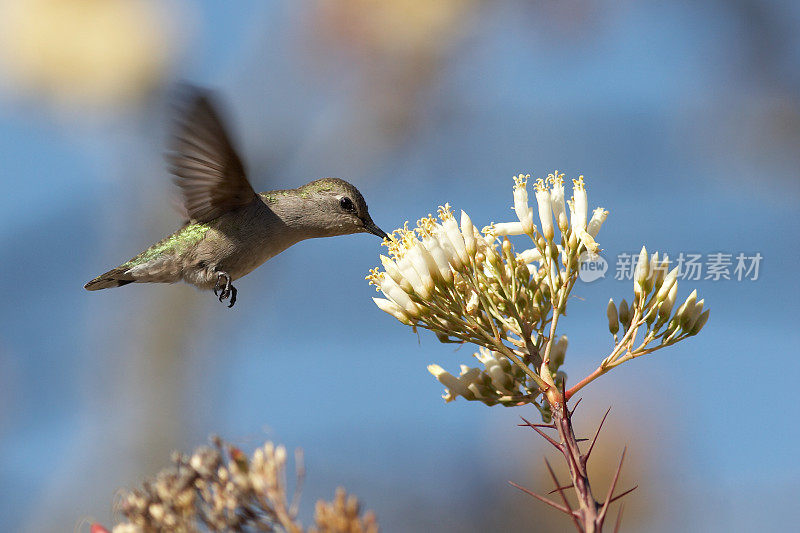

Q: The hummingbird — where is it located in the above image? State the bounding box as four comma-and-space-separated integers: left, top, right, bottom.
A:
84, 88, 388, 307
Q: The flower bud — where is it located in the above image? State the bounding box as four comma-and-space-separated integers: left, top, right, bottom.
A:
635, 246, 649, 289
689, 309, 710, 335
607, 299, 619, 334
619, 298, 630, 329
677, 290, 698, 328
656, 266, 679, 302
461, 210, 476, 256
549, 335, 568, 369
658, 282, 678, 323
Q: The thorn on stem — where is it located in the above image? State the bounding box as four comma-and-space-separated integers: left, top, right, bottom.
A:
508, 481, 572, 515
548, 483, 575, 495
613, 503, 625, 533
520, 417, 563, 450
582, 406, 611, 467
609, 485, 638, 504
543, 458, 584, 532
569, 397, 583, 416
598, 446, 627, 525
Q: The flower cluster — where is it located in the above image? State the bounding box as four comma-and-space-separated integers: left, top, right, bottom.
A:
367, 172, 610, 400
106, 437, 377, 533
368, 172, 708, 408
601, 247, 709, 370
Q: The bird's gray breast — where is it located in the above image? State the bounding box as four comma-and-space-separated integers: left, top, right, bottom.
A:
185, 201, 300, 288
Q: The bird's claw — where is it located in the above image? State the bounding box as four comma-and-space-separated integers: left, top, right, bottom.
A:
214, 272, 238, 308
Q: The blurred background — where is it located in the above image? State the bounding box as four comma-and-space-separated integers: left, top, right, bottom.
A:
1, 0, 799, 531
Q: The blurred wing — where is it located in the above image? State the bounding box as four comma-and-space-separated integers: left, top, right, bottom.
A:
167, 89, 257, 223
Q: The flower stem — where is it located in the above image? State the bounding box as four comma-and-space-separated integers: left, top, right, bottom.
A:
551, 402, 602, 532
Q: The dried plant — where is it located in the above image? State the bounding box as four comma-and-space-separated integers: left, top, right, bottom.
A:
367, 172, 709, 531
94, 437, 377, 533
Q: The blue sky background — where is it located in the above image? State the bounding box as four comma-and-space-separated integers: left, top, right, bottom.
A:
1, 1, 799, 531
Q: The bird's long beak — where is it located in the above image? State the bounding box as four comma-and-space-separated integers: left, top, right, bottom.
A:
364, 219, 389, 240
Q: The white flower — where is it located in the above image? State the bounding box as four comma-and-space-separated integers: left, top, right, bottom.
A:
428, 364, 475, 401
571, 176, 588, 233
407, 245, 436, 295
441, 217, 468, 266
534, 178, 553, 241
578, 229, 601, 253
550, 173, 569, 233
396, 256, 429, 299
380, 255, 412, 293
379, 276, 419, 317
372, 297, 413, 325
587, 207, 608, 238
422, 235, 454, 285
517, 248, 543, 264
488, 222, 525, 236
512, 174, 531, 222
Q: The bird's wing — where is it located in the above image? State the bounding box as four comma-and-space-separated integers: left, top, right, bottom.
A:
167, 88, 257, 223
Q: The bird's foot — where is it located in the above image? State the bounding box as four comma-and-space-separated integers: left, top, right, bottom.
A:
213, 271, 238, 308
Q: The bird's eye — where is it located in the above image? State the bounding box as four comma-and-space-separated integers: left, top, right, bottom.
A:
339, 196, 355, 212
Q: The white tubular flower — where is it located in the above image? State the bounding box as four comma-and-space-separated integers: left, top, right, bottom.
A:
428, 364, 475, 401
489, 222, 525, 236
534, 178, 553, 241
587, 207, 608, 238
513, 174, 532, 222
379, 276, 420, 317
396, 256, 428, 299
423, 236, 454, 285
549, 173, 569, 233
411, 243, 441, 287
517, 248, 542, 264
380, 255, 412, 293
571, 176, 588, 234
461, 210, 477, 256
434, 228, 462, 271
442, 217, 468, 266
372, 297, 413, 325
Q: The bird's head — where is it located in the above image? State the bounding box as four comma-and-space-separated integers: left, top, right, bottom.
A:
297, 178, 388, 240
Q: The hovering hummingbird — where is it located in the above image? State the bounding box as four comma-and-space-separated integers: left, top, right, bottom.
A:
84, 88, 388, 307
